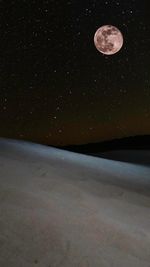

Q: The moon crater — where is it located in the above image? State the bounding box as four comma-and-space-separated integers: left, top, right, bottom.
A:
94, 25, 123, 55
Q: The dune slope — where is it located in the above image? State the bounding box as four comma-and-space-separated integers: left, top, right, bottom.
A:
0, 138, 150, 267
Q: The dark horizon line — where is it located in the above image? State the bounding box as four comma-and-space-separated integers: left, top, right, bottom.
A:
59, 135, 150, 153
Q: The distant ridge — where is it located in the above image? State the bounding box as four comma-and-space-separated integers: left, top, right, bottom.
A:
61, 135, 150, 154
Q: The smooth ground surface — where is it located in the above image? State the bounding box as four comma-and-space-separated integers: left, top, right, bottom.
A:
0, 138, 150, 267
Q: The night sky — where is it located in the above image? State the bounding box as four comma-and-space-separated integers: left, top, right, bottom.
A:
0, 0, 150, 146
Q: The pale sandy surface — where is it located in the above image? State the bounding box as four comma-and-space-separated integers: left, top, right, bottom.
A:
0, 138, 150, 267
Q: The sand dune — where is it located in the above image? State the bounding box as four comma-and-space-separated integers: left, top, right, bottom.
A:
0, 138, 150, 267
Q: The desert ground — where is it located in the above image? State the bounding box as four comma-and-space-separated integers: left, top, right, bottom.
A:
0, 138, 150, 267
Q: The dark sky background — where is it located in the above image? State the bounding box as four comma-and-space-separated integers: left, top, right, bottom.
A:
0, 0, 150, 146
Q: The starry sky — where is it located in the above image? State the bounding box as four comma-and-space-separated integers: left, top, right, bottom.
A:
0, 0, 150, 146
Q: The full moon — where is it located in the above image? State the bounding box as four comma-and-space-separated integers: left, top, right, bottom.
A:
94, 25, 123, 55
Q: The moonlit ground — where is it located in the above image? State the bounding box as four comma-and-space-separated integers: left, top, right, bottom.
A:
0, 138, 150, 267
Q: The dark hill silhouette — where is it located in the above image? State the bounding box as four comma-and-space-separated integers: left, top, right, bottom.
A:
60, 135, 150, 166
62, 135, 150, 153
